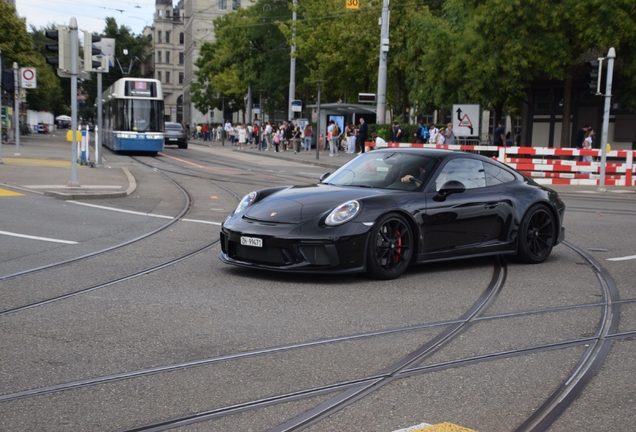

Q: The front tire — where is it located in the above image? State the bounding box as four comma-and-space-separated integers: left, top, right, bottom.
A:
366, 213, 414, 279
516, 204, 556, 263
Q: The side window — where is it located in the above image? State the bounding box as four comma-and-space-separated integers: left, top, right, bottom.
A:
484, 162, 516, 186
434, 158, 486, 191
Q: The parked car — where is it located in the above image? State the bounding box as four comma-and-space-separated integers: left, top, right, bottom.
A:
164, 122, 188, 149
220, 148, 566, 280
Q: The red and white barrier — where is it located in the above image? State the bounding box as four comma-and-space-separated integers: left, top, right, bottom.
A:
370, 141, 635, 186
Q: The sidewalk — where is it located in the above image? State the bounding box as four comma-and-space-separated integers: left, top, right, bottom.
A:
188, 136, 359, 171
0, 133, 135, 199
1, 133, 632, 200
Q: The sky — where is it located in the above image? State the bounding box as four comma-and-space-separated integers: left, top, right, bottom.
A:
15, 0, 158, 36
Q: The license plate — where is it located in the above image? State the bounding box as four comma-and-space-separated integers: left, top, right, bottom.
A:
169, 138, 177, 141
240, 236, 262, 247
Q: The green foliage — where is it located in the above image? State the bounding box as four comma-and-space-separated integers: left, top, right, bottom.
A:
0, 4, 65, 114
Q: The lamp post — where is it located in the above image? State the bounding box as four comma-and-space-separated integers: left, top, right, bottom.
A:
315, 80, 324, 160
288, 0, 297, 121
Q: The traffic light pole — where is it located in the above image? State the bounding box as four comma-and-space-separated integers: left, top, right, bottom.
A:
13, 62, 20, 156
597, 47, 616, 192
69, 18, 79, 186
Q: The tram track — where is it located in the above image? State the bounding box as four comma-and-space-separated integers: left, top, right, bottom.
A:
0, 157, 232, 316
0, 242, 632, 431
1, 151, 633, 431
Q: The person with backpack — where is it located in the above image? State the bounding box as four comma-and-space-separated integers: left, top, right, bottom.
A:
414, 120, 429, 144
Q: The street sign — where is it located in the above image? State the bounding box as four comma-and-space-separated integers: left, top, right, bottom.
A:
346, 0, 359, 9
253, 104, 260, 115
291, 100, 302, 112
21, 68, 37, 89
452, 104, 480, 137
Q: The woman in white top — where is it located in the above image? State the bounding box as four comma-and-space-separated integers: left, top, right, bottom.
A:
583, 129, 594, 162
435, 127, 446, 145
238, 124, 247, 150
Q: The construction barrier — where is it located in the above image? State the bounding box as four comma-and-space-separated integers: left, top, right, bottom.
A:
372, 141, 635, 187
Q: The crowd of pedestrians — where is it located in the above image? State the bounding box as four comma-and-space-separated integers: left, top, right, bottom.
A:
183, 117, 504, 154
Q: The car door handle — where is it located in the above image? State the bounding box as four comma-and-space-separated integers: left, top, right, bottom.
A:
484, 202, 499, 209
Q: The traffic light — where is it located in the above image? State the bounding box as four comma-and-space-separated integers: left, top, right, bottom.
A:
586, 60, 601, 95
45, 25, 71, 72
83, 31, 102, 72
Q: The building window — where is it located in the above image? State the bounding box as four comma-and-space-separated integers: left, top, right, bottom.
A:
179, 72, 184, 84
166, 31, 171, 44
157, 51, 162, 63
166, 51, 170, 64
166, 72, 170, 84
232, 0, 240, 9
158, 10, 162, 18
166, 9, 171, 18
157, 31, 162, 43
218, 0, 227, 10
179, 32, 184, 44
534, 91, 551, 112
157, 71, 162, 82
179, 52, 184, 64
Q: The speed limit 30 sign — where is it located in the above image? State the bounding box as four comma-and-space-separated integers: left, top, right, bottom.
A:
21, 68, 37, 89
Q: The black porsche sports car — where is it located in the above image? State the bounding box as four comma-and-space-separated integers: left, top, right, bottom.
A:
220, 148, 565, 279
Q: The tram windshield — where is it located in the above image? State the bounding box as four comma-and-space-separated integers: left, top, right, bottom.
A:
115, 99, 164, 133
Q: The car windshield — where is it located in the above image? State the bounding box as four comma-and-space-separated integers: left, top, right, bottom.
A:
323, 152, 439, 191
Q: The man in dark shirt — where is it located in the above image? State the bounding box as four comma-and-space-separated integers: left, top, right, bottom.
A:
494, 120, 505, 146
284, 121, 294, 151
357, 117, 368, 154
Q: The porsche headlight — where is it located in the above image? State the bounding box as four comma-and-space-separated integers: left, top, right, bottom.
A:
235, 191, 258, 214
325, 200, 360, 226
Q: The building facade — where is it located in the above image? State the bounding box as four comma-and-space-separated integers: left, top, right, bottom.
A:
153, 0, 186, 123
182, 0, 244, 127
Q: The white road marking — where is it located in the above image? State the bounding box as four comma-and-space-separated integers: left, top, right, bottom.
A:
0, 230, 78, 244
69, 201, 222, 225
606, 255, 636, 262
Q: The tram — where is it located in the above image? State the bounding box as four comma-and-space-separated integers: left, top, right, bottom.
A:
102, 78, 165, 152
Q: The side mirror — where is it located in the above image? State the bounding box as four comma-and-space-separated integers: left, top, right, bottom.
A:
434, 180, 466, 201
319, 172, 331, 183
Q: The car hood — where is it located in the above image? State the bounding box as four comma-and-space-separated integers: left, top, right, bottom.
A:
244, 184, 383, 223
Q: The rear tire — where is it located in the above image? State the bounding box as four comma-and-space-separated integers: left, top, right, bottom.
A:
516, 204, 556, 263
366, 213, 414, 279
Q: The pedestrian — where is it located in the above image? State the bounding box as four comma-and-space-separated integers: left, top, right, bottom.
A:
293, 125, 302, 153
303, 123, 313, 153
283, 121, 294, 151
392, 120, 404, 142
253, 123, 260, 149
414, 120, 428, 144
494, 120, 505, 146
434, 127, 446, 144
576, 124, 591, 161
428, 124, 438, 143
185, 122, 190, 139
196, 123, 202, 140
582, 129, 595, 173
357, 117, 368, 153
328, 121, 339, 156
237, 124, 246, 150
224, 119, 232, 141
318, 133, 324, 153
445, 123, 456, 144
273, 126, 281, 152
264, 122, 272, 150
202, 123, 209, 141
505, 131, 513, 146
371, 132, 385, 150
347, 122, 357, 154
247, 123, 254, 148
216, 124, 222, 141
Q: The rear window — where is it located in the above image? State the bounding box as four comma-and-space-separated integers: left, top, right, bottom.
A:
166, 123, 184, 130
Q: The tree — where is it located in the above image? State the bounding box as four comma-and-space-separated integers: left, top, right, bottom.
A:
0, 3, 65, 115
192, 0, 299, 122
406, 0, 636, 142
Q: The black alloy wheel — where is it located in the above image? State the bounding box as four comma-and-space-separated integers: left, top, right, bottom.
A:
367, 213, 414, 279
516, 204, 556, 263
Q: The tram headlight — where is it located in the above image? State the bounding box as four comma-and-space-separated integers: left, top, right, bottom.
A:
116, 133, 135, 138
